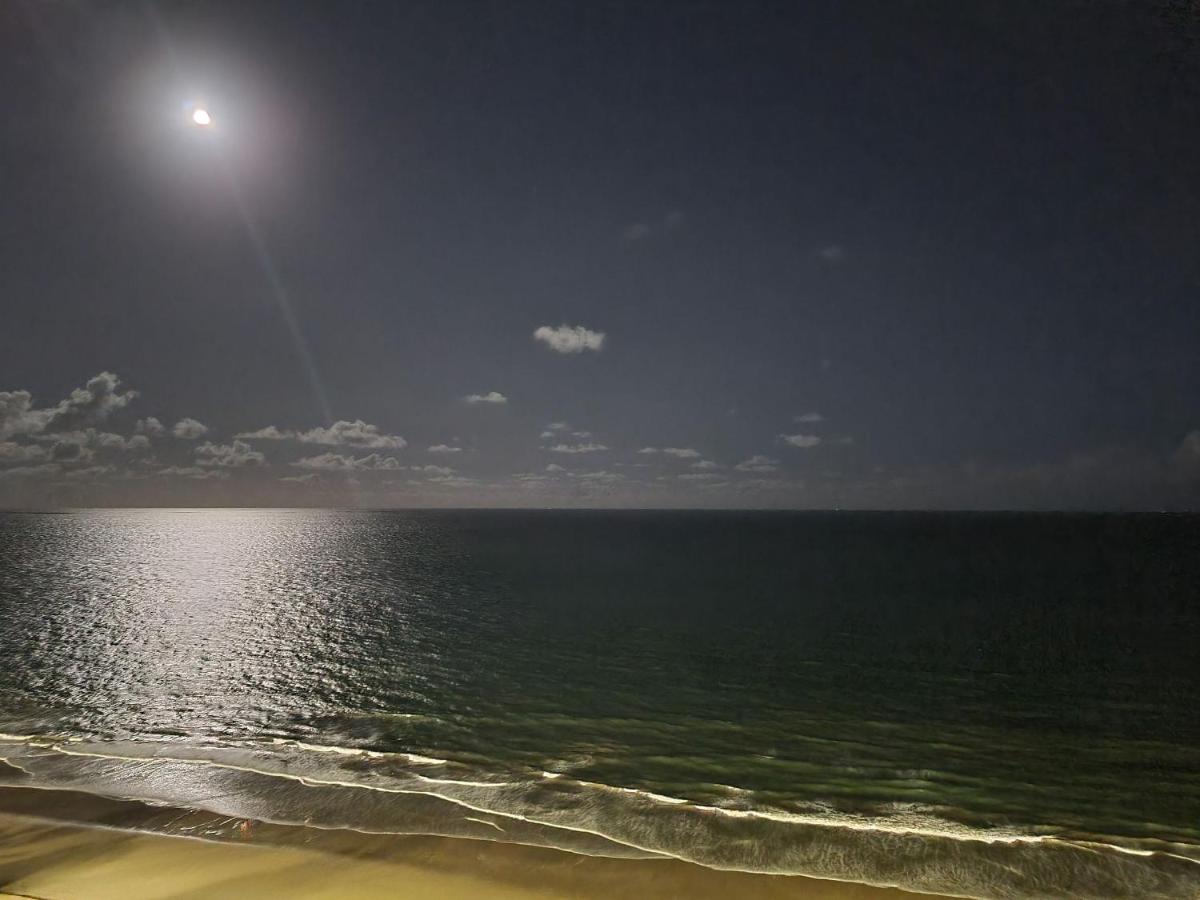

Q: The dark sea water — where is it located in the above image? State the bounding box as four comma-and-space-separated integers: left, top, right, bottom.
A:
0, 509, 1198, 898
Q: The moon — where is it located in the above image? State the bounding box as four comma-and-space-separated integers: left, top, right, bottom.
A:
191, 108, 212, 127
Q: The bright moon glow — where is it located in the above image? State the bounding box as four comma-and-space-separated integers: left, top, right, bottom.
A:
191, 108, 212, 126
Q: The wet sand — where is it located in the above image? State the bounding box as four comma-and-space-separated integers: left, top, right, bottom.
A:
0, 787, 951, 900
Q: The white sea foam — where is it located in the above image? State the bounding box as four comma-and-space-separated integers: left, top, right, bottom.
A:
267, 738, 448, 766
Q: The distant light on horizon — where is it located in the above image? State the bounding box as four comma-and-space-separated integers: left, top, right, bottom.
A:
191, 108, 212, 126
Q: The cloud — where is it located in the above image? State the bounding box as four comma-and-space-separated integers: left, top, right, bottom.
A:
298, 420, 406, 449
424, 474, 480, 488
691, 460, 720, 470
735, 454, 779, 473
0, 391, 40, 439
533, 324, 606, 354
235, 420, 406, 449
817, 245, 846, 263
292, 452, 401, 471
280, 473, 319, 484
41, 372, 137, 433
678, 473, 722, 481
568, 470, 625, 483
781, 433, 822, 448
135, 417, 166, 437
236, 425, 293, 440
172, 417, 209, 440
464, 391, 508, 405
546, 443, 608, 454
545, 463, 566, 473
409, 464, 454, 476
427, 444, 462, 454
195, 440, 266, 467
156, 465, 231, 480
50, 440, 89, 462
795, 412, 824, 423
0, 442, 48, 464
637, 447, 703, 459
1, 373, 136, 439
545, 422, 570, 431
30, 429, 151, 465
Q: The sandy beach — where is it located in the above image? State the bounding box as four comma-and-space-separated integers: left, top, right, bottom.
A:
0, 787, 944, 900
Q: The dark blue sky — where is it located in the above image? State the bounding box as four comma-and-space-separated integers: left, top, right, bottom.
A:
2, 1, 1198, 508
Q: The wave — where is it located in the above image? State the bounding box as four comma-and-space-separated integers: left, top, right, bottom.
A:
1, 733, 1198, 899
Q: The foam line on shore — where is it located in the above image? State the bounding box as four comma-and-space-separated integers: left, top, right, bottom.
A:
2, 734, 1199, 900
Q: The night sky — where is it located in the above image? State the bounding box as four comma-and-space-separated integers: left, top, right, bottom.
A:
2, 1, 1198, 509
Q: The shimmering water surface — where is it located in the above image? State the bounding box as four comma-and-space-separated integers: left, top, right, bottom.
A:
1, 509, 1198, 898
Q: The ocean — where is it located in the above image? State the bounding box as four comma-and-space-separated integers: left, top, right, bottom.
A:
0, 509, 1197, 898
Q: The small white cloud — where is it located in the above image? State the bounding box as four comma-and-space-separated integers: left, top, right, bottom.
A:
545, 422, 570, 431
663, 447, 701, 459
464, 391, 508, 405
817, 245, 846, 263
234, 420, 406, 449
636, 446, 659, 454
195, 440, 265, 467
298, 420, 406, 449
735, 454, 779, 473
533, 324, 606, 354
546, 463, 566, 473
172, 417, 209, 440
157, 465, 230, 480
292, 452, 402, 471
428, 444, 462, 454
135, 417, 166, 437
569, 470, 625, 483
678, 473, 722, 481
547, 442, 608, 454
781, 433, 822, 449
795, 412, 824, 423
691, 459, 720, 470
409, 464, 454, 476
236, 425, 293, 440
281, 473, 319, 484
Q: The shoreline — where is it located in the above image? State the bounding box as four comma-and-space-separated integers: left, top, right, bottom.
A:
0, 786, 942, 899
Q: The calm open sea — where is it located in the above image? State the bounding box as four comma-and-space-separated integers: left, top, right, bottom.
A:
0, 509, 1197, 898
